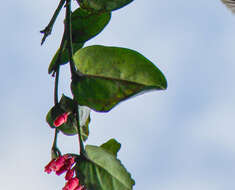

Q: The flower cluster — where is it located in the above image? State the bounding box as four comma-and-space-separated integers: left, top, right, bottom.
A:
44, 155, 85, 190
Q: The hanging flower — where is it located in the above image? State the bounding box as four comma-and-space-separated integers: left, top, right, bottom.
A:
44, 155, 75, 175
44, 155, 86, 190
63, 177, 85, 190
65, 168, 75, 181
63, 177, 79, 190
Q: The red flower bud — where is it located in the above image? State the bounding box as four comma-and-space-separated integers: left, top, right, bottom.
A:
74, 185, 84, 190
44, 159, 56, 174
54, 113, 69, 127
74, 185, 86, 190
44, 155, 72, 175
63, 178, 79, 190
52, 155, 68, 171
65, 168, 75, 181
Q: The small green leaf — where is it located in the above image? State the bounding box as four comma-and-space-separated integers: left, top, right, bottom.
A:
48, 43, 84, 74
59, 94, 77, 112
77, 145, 135, 190
71, 8, 111, 43
101, 139, 121, 157
79, 106, 91, 141
71, 45, 167, 112
80, 115, 90, 142
77, 0, 134, 12
46, 95, 91, 140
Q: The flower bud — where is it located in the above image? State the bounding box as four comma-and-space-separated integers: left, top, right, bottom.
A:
54, 113, 69, 127
65, 168, 75, 181
63, 178, 79, 190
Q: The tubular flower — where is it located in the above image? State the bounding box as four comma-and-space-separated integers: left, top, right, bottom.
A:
44, 159, 56, 174
65, 168, 75, 181
44, 155, 75, 176
63, 177, 86, 190
54, 112, 69, 127
56, 157, 75, 175
63, 178, 79, 190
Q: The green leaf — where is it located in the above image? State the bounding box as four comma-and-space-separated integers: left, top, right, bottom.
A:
77, 145, 135, 190
59, 94, 77, 112
100, 139, 121, 157
79, 106, 91, 141
48, 43, 84, 74
77, 0, 134, 12
71, 8, 111, 43
46, 95, 91, 140
48, 9, 111, 74
71, 45, 167, 112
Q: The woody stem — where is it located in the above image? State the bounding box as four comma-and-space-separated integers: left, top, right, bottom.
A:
65, 0, 85, 155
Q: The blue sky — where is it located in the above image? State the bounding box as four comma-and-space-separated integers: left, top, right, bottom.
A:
1, 0, 235, 189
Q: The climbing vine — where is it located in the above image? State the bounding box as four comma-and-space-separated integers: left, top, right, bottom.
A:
41, 0, 167, 189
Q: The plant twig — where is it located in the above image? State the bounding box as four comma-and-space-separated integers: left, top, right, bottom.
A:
40, 0, 66, 45
51, 129, 61, 159
54, 68, 60, 104
50, 27, 68, 159
51, 66, 61, 159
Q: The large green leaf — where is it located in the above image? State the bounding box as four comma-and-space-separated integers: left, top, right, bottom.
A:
71, 45, 167, 112
77, 144, 135, 190
71, 8, 111, 43
46, 95, 91, 140
77, 0, 134, 12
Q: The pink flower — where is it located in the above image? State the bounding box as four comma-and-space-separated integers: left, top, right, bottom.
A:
44, 155, 75, 175
63, 178, 79, 190
53, 155, 68, 171
74, 185, 85, 190
56, 157, 75, 175
44, 159, 56, 174
65, 168, 75, 181
54, 112, 69, 127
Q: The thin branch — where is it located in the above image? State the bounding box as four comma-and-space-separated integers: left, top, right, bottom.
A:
40, 0, 66, 45
50, 27, 68, 159
52, 129, 60, 150
52, 64, 61, 159
51, 129, 61, 159
54, 68, 60, 104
